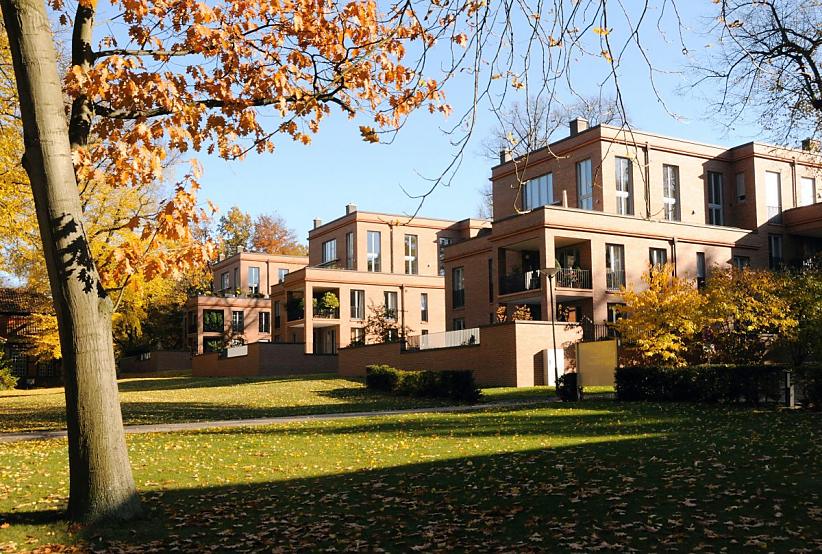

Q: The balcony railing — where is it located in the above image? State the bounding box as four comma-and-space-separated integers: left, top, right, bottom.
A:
767, 205, 782, 223
606, 270, 626, 291
555, 268, 592, 289
313, 307, 340, 319
405, 327, 480, 351
500, 270, 541, 295
579, 321, 619, 342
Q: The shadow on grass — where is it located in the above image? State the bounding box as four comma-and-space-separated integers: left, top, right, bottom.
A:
115, 373, 353, 393
4, 403, 818, 552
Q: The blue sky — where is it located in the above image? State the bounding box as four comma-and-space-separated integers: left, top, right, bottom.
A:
194, 1, 768, 242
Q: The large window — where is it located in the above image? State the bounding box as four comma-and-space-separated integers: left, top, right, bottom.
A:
258, 311, 270, 333
663, 165, 680, 221
231, 310, 244, 333
203, 309, 224, 332
732, 255, 751, 270
649, 247, 668, 270
576, 159, 593, 210
233, 268, 239, 290
523, 173, 553, 210
384, 291, 398, 320
615, 157, 633, 215
248, 266, 260, 294
278, 268, 289, 283
420, 293, 429, 322
438, 237, 453, 276
453, 317, 466, 330
350, 289, 365, 320
707, 171, 724, 226
800, 177, 816, 207
350, 327, 365, 346
220, 272, 229, 291
766, 171, 782, 220
345, 232, 355, 269
404, 234, 418, 274
769, 234, 783, 269
452, 267, 465, 308
606, 244, 625, 290
367, 231, 381, 272
322, 239, 337, 265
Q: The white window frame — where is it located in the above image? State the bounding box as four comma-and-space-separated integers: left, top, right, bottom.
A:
322, 239, 337, 264
258, 311, 270, 333
615, 157, 633, 215
384, 291, 398, 320
220, 272, 229, 291
800, 177, 816, 207
420, 293, 429, 322
576, 159, 593, 210
248, 266, 260, 294
707, 171, 724, 226
367, 231, 381, 272
350, 289, 365, 320
649, 247, 668, 269
523, 173, 553, 210
766, 171, 782, 218
404, 234, 418, 275
278, 268, 289, 283
663, 165, 680, 221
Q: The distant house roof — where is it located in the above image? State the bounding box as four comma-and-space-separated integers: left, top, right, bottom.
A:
0, 288, 53, 315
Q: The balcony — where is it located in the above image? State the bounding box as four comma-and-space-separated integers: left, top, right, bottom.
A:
606, 270, 626, 291
313, 306, 340, 319
555, 268, 592, 289
500, 270, 541, 295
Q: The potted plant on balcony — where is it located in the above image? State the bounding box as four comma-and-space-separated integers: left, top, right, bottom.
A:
318, 292, 340, 318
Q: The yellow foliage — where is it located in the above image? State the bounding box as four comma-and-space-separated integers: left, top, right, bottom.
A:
614, 265, 705, 367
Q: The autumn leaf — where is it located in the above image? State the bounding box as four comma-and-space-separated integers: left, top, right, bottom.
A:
359, 126, 380, 143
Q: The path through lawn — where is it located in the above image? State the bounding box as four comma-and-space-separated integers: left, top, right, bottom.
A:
1, 402, 819, 552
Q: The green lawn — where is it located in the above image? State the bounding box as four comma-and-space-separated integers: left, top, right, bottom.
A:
0, 374, 590, 434
1, 402, 819, 551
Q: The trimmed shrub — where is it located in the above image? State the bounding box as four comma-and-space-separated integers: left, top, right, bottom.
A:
365, 364, 481, 403
365, 364, 399, 392
615, 364, 785, 404
556, 372, 580, 402
795, 364, 822, 410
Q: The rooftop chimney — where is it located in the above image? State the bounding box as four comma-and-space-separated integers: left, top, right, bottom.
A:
313, 218, 323, 229
569, 117, 589, 137
802, 138, 820, 152
499, 149, 513, 164
346, 203, 358, 215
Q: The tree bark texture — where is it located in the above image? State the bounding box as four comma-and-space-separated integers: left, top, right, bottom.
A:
0, 0, 141, 522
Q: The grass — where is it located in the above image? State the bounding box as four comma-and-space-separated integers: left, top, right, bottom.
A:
0, 402, 819, 552
0, 374, 606, 434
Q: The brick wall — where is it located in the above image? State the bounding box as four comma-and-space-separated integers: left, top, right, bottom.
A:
118, 351, 191, 374
192, 342, 337, 377
338, 321, 583, 387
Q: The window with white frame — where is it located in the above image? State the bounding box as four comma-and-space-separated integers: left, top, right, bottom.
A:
615, 157, 633, 215
322, 239, 337, 265
766, 171, 782, 220
231, 310, 244, 333
220, 272, 229, 291
663, 165, 680, 221
248, 266, 260, 294
258, 311, 270, 333
649, 247, 668, 270
707, 171, 724, 226
384, 291, 398, 320
800, 177, 816, 207
576, 159, 593, 210
278, 268, 289, 283
420, 293, 429, 322
735, 172, 746, 202
523, 173, 553, 210
367, 231, 381, 272
350, 289, 365, 320
404, 234, 418, 274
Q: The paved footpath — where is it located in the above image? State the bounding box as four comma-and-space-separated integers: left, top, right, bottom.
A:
0, 399, 558, 444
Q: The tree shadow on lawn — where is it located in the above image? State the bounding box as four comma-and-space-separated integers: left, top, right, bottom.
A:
4, 404, 819, 552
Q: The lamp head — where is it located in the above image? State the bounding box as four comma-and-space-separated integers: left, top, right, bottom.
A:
542, 266, 559, 277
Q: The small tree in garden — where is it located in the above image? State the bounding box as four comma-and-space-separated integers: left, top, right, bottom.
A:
778, 259, 822, 365
702, 268, 796, 364
364, 304, 411, 344
613, 265, 705, 367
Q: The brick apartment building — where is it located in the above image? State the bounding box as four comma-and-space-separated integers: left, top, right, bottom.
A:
184, 251, 308, 353
269, 205, 488, 354
442, 120, 822, 330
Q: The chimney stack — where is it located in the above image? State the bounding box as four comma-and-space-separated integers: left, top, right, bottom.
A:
569, 118, 589, 137
346, 203, 358, 215
313, 218, 323, 229
801, 138, 820, 152
499, 149, 513, 164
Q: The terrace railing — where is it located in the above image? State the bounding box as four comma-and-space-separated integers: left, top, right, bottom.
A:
500, 270, 541, 295
555, 268, 592, 289
405, 327, 480, 351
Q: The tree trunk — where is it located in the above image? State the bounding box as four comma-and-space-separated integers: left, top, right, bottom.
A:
0, 0, 141, 522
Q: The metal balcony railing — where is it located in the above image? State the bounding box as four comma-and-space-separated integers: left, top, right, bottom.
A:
606, 270, 626, 291
555, 268, 592, 289
405, 327, 480, 350
500, 270, 541, 295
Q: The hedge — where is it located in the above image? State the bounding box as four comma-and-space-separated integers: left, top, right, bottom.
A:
614, 364, 800, 404
365, 364, 481, 403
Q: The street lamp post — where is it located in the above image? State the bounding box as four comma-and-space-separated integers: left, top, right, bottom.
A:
543, 266, 560, 388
